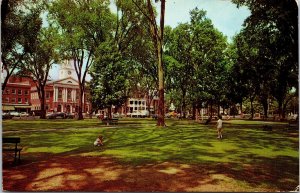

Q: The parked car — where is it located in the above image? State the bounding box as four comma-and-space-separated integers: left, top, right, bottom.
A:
46, 113, 58, 119
2, 113, 13, 119
65, 113, 74, 119
46, 112, 74, 119
20, 112, 29, 117
9, 111, 21, 117
55, 112, 66, 119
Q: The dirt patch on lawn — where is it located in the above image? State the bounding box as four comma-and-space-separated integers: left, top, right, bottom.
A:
2, 155, 296, 192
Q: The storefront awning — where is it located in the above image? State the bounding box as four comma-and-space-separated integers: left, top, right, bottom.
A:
2, 106, 15, 111
14, 106, 31, 109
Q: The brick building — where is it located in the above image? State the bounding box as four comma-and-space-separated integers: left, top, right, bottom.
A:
2, 60, 92, 114
30, 60, 92, 113
2, 76, 33, 113
31, 77, 91, 113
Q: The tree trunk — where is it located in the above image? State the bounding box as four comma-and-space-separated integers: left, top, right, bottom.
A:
108, 106, 112, 119
210, 101, 213, 118
192, 104, 196, 120
156, 37, 165, 127
240, 101, 243, 114
78, 87, 84, 120
250, 99, 254, 119
157, 87, 165, 126
278, 100, 283, 119
1, 73, 10, 92
182, 91, 186, 118
261, 98, 268, 118
39, 85, 46, 119
144, 0, 165, 127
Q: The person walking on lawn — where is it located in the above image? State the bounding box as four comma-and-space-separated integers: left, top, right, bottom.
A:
216, 115, 223, 139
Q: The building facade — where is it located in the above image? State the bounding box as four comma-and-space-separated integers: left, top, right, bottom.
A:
2, 76, 33, 113
2, 60, 92, 114
31, 60, 91, 113
31, 77, 91, 113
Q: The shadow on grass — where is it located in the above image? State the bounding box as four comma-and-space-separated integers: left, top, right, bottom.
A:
2, 119, 299, 191
3, 154, 298, 191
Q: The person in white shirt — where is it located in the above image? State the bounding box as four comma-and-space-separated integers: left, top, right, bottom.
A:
94, 135, 104, 146
216, 115, 223, 139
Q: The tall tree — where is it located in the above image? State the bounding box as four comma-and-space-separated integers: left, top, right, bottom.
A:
132, 0, 166, 126
164, 8, 227, 119
232, 0, 298, 119
49, 0, 113, 120
91, 43, 128, 119
22, 25, 60, 119
1, 0, 31, 91
90, 0, 149, 119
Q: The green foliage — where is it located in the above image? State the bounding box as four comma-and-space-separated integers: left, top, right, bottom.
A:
48, 0, 114, 119
90, 0, 154, 114
1, 0, 44, 90
91, 43, 128, 110
231, 0, 298, 117
164, 8, 228, 116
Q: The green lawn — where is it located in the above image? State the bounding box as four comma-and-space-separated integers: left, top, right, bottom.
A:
2, 118, 299, 191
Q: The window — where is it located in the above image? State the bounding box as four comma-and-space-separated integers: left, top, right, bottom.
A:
67, 89, 72, 100
4, 98, 9, 103
12, 89, 16, 94
46, 92, 50, 99
18, 89, 22, 95
130, 101, 133, 105
139, 101, 141, 105
11, 98, 16, 103
24, 90, 29, 95
25, 98, 28, 103
134, 107, 137, 110
46, 105, 49, 110
5, 89, 9, 94
67, 81, 72, 83
18, 98, 22, 103
142, 101, 145, 105
58, 90, 62, 99
76, 91, 79, 100
135, 101, 137, 105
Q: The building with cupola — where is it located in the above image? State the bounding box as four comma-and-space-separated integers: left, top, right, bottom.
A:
31, 60, 91, 113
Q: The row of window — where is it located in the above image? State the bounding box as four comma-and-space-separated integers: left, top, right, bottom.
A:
3, 98, 29, 103
32, 105, 89, 112
31, 91, 81, 100
130, 107, 146, 110
129, 101, 146, 105
4, 89, 29, 95
57, 90, 79, 100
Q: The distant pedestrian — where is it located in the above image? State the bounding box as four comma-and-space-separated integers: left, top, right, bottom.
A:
216, 115, 223, 139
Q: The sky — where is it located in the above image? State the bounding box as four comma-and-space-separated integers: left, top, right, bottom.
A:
161, 0, 250, 40
49, 0, 250, 80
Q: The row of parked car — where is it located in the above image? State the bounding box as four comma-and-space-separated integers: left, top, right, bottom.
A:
2, 112, 30, 119
2, 111, 75, 119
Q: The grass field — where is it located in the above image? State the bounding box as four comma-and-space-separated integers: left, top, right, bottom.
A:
2, 118, 299, 191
